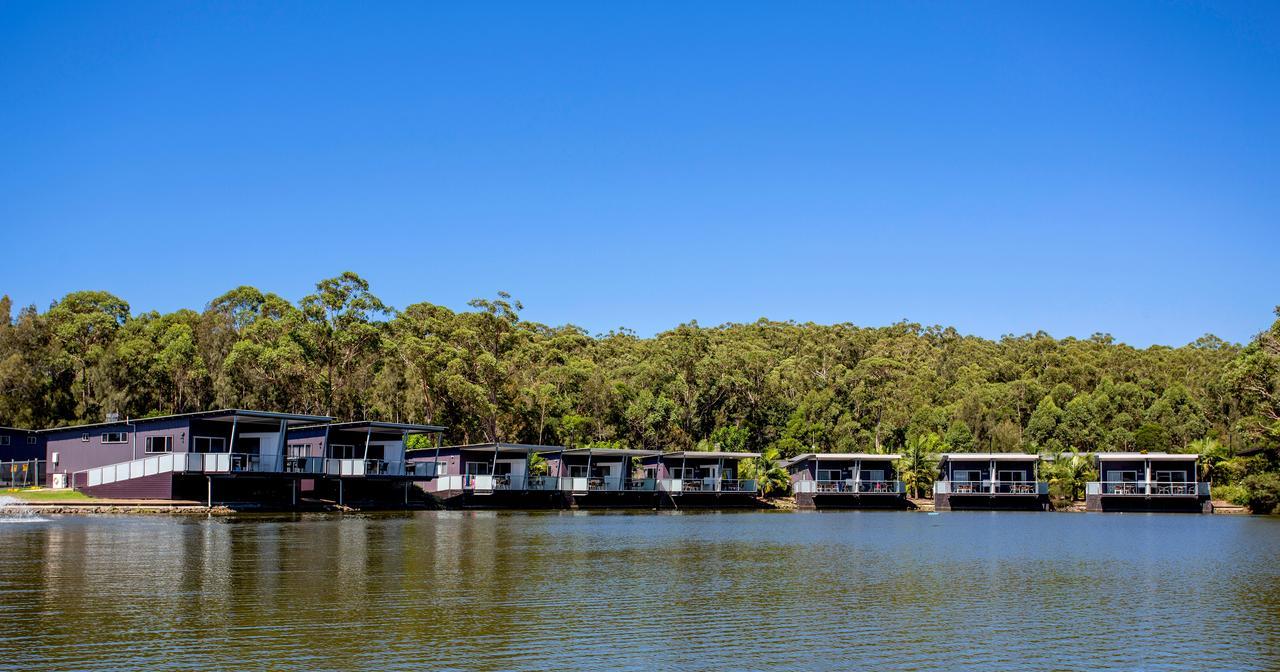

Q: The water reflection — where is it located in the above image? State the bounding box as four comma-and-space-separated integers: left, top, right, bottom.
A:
1, 511, 1278, 671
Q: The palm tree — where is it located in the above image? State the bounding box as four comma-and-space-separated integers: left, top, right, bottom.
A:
899, 433, 942, 498
744, 448, 791, 498
1046, 450, 1095, 501
1186, 438, 1229, 482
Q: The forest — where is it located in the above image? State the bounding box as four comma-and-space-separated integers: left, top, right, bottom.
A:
2, 272, 1278, 511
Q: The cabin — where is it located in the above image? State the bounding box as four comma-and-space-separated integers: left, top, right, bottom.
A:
0, 426, 44, 488
644, 451, 760, 502
43, 409, 333, 502
284, 421, 446, 505
1085, 453, 1211, 513
934, 453, 1048, 511
551, 448, 661, 504
407, 442, 568, 505
785, 453, 907, 509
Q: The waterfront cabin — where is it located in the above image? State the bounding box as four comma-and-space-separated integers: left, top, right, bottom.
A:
934, 453, 1048, 511
44, 409, 332, 502
550, 447, 661, 504
644, 451, 760, 503
284, 421, 446, 505
0, 426, 45, 488
1085, 453, 1211, 513
785, 453, 907, 509
408, 442, 568, 505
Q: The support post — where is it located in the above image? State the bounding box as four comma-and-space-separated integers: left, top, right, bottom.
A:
339, 479, 344, 507
207, 476, 212, 508
292, 479, 297, 507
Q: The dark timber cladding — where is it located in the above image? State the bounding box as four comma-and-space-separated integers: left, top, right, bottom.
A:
785, 453, 908, 509
407, 442, 569, 507
42, 409, 332, 501
934, 453, 1050, 511
1085, 452, 1212, 513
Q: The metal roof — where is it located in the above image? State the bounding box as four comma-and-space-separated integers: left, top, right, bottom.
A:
559, 447, 661, 458
783, 453, 902, 467
657, 451, 761, 460
941, 453, 1040, 460
38, 409, 334, 433
406, 442, 566, 456
1096, 452, 1199, 461
298, 420, 447, 433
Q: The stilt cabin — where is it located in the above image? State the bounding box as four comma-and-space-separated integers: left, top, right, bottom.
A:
1085, 453, 1211, 513
785, 453, 907, 509
933, 453, 1049, 511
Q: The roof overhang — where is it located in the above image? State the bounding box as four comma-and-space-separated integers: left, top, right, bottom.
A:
942, 453, 1039, 461
38, 409, 334, 433
658, 451, 761, 460
1096, 453, 1199, 461
300, 421, 447, 433
560, 448, 661, 458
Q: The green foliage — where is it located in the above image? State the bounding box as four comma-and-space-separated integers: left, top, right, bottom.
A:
528, 452, 549, 477
3, 274, 1279, 516
899, 432, 942, 498
1239, 473, 1280, 515
739, 447, 790, 498
1044, 450, 1096, 502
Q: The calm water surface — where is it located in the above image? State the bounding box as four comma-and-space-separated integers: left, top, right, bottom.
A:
1, 510, 1278, 671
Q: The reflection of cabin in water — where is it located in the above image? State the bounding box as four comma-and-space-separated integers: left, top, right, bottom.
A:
934, 453, 1049, 511
1085, 453, 1211, 513
784, 453, 907, 509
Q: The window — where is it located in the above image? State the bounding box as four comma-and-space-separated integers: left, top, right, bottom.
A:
192, 436, 227, 453
1106, 470, 1137, 482
997, 470, 1026, 482
145, 436, 172, 454
27, 436, 37, 445
1155, 470, 1188, 483
0, 436, 8, 446
102, 432, 128, 444
568, 465, 588, 478
817, 469, 844, 481
861, 469, 885, 482
953, 469, 982, 483
433, 460, 448, 476
286, 443, 310, 458
81, 433, 90, 442
330, 444, 357, 459
465, 462, 492, 475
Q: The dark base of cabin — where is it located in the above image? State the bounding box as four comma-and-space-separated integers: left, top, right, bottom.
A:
430, 490, 767, 510
1084, 494, 1213, 513
81, 474, 431, 510
795, 493, 911, 510
934, 493, 1050, 511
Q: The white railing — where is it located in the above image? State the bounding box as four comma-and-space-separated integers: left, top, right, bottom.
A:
74, 453, 434, 489
934, 480, 1047, 495
1090, 481, 1208, 496
793, 480, 901, 494
660, 478, 759, 494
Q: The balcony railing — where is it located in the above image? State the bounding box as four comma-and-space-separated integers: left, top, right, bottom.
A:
934, 480, 1048, 495
794, 480, 903, 495
1087, 481, 1209, 497
660, 478, 759, 494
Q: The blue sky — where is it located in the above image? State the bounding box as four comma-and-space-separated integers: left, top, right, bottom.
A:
2, 2, 1278, 346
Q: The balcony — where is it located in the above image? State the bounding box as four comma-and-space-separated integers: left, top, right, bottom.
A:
934, 480, 1048, 495
1087, 481, 1209, 497
794, 480, 903, 495
660, 478, 758, 494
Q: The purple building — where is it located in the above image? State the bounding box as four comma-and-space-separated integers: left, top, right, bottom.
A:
0, 426, 44, 487
785, 453, 907, 509
408, 442, 570, 506
934, 453, 1049, 511
42, 410, 445, 506
1085, 452, 1211, 513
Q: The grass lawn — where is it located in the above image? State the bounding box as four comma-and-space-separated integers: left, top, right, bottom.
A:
2, 488, 93, 502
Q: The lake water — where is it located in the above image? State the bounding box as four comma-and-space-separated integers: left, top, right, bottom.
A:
1, 510, 1277, 671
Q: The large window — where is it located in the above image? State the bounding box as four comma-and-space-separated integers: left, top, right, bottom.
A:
1155, 470, 1188, 483
465, 462, 492, 476
0, 436, 8, 446
953, 469, 982, 483
817, 469, 843, 481
861, 469, 886, 482
101, 431, 128, 444
997, 470, 1026, 482
192, 436, 227, 453
145, 436, 172, 454
286, 443, 310, 458
330, 444, 357, 459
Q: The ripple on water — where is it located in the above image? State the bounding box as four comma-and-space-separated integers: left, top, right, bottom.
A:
0, 511, 1277, 671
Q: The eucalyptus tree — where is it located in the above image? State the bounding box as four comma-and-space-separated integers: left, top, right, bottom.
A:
298, 272, 389, 417
47, 290, 129, 418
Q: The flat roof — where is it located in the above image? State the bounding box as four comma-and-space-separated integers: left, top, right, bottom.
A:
559, 447, 661, 457
407, 442, 565, 456
941, 453, 1039, 461
784, 453, 901, 467
0, 426, 36, 432
38, 409, 334, 433
299, 420, 447, 433
1096, 452, 1198, 461
658, 451, 761, 459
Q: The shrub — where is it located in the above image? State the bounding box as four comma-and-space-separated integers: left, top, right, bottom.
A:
1239, 473, 1280, 515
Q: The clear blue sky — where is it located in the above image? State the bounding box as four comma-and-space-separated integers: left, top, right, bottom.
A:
2, 2, 1278, 346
